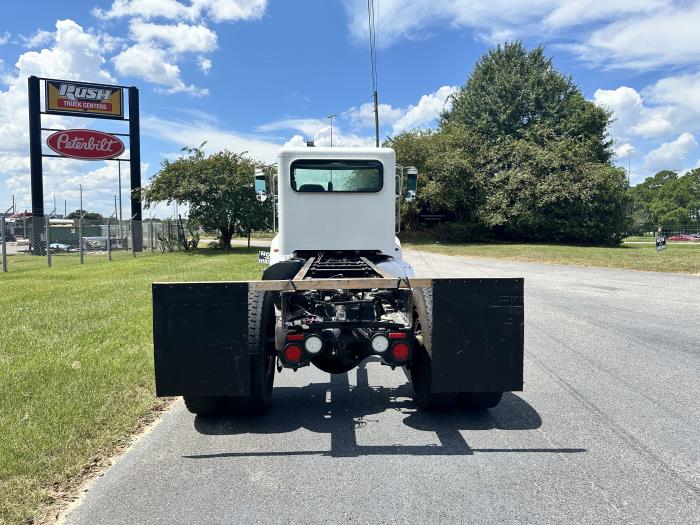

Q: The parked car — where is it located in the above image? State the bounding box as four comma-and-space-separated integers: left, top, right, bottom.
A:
668, 234, 697, 241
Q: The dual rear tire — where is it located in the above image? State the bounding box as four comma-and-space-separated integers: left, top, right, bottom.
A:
410, 287, 503, 412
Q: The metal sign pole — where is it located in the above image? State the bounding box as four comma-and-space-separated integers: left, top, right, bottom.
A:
129, 87, 143, 252
28, 76, 44, 255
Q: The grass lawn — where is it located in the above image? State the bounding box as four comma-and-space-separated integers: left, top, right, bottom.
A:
402, 237, 700, 274
0, 248, 262, 524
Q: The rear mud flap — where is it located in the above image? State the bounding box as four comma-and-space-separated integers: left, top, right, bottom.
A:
431, 278, 524, 393
153, 283, 250, 397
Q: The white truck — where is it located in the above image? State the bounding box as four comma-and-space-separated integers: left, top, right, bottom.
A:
153, 147, 524, 416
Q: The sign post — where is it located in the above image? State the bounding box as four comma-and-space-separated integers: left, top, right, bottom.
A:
129, 87, 142, 251
28, 76, 44, 255
656, 226, 666, 253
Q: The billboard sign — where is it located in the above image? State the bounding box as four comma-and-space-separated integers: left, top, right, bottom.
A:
46, 129, 125, 160
45, 80, 124, 119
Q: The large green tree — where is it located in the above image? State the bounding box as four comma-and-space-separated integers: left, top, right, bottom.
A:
141, 147, 271, 248
442, 42, 612, 163
391, 42, 626, 245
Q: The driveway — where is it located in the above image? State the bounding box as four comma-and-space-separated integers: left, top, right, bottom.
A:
63, 250, 700, 524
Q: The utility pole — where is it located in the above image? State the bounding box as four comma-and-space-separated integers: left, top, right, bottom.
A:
373, 91, 379, 148
327, 114, 336, 147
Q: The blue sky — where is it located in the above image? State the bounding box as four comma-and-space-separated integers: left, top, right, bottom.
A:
1, 0, 700, 216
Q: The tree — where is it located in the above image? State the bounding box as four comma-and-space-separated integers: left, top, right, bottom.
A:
67, 209, 104, 221
482, 135, 628, 244
391, 42, 626, 245
442, 42, 612, 164
140, 146, 272, 249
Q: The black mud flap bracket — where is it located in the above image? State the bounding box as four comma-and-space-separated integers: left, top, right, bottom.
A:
430, 278, 524, 393
153, 282, 250, 397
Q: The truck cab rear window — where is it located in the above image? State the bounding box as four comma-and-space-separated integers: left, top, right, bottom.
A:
291, 160, 383, 193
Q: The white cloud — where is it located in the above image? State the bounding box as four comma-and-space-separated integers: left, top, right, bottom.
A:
594, 86, 674, 142
343, 103, 404, 129
342, 0, 697, 70
258, 118, 373, 148
644, 71, 700, 113
259, 85, 458, 146
575, 3, 700, 69
341, 85, 458, 135
544, 0, 669, 29
197, 56, 212, 74
197, 0, 268, 22
142, 114, 281, 163
0, 32, 12, 45
343, 0, 670, 47
95, 0, 267, 22
100, 2, 267, 95
391, 85, 457, 134
643, 133, 697, 172
129, 20, 218, 53
614, 143, 635, 158
113, 43, 208, 96
21, 29, 55, 49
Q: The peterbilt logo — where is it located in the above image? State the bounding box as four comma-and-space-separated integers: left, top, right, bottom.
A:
57, 83, 114, 102
46, 129, 125, 160
45, 79, 124, 119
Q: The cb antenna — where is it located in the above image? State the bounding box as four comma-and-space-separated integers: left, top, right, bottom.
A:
367, 0, 379, 147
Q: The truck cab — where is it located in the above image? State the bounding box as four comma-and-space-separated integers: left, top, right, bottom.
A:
269, 147, 412, 278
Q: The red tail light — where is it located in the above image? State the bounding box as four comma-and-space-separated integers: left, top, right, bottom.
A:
286, 333, 305, 341
389, 332, 407, 339
283, 344, 303, 363
391, 342, 410, 361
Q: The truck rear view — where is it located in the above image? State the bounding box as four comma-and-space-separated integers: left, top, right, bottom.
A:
153, 147, 524, 416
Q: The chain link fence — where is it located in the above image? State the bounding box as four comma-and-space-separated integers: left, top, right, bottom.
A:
1, 215, 198, 273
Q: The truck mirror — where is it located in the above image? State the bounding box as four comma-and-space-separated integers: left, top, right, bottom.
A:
255, 168, 268, 202
404, 166, 418, 202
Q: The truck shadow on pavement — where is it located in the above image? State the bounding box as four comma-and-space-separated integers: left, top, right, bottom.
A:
188, 361, 586, 458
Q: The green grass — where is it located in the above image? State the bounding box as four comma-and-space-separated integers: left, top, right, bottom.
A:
0, 248, 262, 524
402, 237, 700, 274
622, 235, 656, 242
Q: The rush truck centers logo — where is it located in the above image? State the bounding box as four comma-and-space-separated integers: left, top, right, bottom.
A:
46, 129, 125, 160
45, 80, 124, 119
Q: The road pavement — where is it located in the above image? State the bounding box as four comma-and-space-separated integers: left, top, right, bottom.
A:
64, 250, 700, 524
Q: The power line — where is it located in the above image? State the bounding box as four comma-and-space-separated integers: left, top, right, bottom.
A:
367, 0, 379, 147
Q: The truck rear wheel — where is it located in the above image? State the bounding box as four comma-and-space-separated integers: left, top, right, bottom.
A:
411, 287, 454, 410
184, 396, 230, 416
457, 392, 503, 411
230, 289, 276, 414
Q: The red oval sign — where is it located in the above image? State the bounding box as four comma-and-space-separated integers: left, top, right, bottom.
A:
46, 129, 125, 160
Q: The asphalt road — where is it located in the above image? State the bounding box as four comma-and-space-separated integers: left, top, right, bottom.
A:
64, 251, 700, 524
